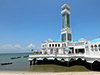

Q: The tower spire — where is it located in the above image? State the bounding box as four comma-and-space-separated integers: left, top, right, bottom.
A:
61, 4, 72, 42
61, 4, 71, 28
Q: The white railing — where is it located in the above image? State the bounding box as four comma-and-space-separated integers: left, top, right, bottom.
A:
67, 43, 74, 46
29, 54, 55, 58
75, 53, 85, 57
75, 42, 84, 46
67, 42, 85, 46
29, 53, 85, 60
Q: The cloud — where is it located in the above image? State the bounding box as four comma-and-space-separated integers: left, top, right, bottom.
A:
27, 43, 35, 48
0, 44, 24, 53
0, 44, 15, 50
0, 43, 40, 53
15, 45, 21, 48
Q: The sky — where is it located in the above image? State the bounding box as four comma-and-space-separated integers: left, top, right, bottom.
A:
0, 0, 100, 53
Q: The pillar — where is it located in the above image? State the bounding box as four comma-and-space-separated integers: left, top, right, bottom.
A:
67, 61, 69, 67
30, 61, 32, 65
33, 59, 36, 65
90, 63, 93, 70
59, 61, 61, 65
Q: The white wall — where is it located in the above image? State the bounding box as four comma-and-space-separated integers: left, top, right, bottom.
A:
89, 42, 100, 57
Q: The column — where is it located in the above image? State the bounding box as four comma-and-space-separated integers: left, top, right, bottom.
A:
67, 61, 69, 67
30, 61, 33, 65
33, 59, 36, 65
90, 63, 93, 70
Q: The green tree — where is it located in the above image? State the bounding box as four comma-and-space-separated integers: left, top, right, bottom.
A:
44, 51, 47, 54
35, 51, 39, 54
31, 49, 34, 53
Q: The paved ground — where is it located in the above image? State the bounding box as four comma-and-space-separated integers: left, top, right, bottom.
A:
0, 71, 100, 75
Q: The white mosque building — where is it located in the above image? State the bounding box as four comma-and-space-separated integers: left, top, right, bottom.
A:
29, 4, 100, 70
41, 4, 100, 57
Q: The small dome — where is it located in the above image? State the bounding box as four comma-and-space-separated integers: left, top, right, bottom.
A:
47, 38, 53, 41
90, 38, 100, 43
46, 38, 54, 42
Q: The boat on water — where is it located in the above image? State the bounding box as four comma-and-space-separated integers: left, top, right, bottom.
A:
1, 62, 12, 65
23, 55, 29, 58
11, 56, 21, 59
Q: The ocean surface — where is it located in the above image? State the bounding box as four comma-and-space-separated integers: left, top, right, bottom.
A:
0, 53, 89, 72
0, 53, 31, 71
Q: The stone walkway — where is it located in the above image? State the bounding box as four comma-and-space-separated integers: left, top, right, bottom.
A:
0, 71, 100, 75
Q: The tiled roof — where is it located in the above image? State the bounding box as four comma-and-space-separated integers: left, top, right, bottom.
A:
90, 38, 100, 43
54, 39, 61, 42
72, 39, 78, 42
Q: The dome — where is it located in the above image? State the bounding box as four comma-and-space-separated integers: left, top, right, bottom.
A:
90, 38, 100, 43
46, 38, 54, 42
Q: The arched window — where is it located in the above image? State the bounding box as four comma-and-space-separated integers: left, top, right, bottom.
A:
91, 45, 93, 51
49, 44, 51, 47
50, 49, 53, 54
94, 45, 97, 51
52, 44, 54, 47
99, 45, 100, 51
55, 44, 57, 47
58, 44, 60, 47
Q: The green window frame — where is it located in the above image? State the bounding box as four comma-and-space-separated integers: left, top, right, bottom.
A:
67, 14, 70, 28
62, 14, 65, 28
61, 33, 66, 42
67, 33, 71, 41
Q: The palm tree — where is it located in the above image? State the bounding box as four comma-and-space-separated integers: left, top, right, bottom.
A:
31, 49, 34, 53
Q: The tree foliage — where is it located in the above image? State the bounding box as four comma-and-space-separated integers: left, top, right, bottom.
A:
44, 51, 47, 54
31, 49, 34, 51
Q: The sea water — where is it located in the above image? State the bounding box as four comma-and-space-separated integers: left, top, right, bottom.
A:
0, 53, 89, 71
0, 53, 30, 71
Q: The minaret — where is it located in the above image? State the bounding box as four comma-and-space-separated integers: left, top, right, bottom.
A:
61, 4, 72, 43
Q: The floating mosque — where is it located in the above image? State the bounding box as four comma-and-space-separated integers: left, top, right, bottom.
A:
29, 4, 100, 70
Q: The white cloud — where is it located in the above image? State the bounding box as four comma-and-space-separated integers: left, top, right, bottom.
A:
0, 44, 15, 50
15, 45, 21, 48
27, 43, 35, 48
0, 44, 25, 53
0, 43, 40, 53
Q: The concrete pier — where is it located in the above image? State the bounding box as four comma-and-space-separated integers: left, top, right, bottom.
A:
28, 54, 100, 70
